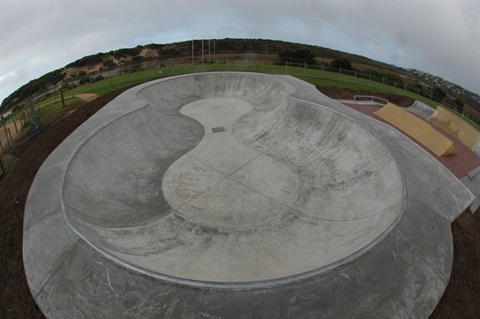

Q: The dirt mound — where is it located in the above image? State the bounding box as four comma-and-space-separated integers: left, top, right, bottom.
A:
317, 86, 416, 107
76, 93, 99, 102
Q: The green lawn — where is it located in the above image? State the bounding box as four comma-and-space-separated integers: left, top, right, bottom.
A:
7, 62, 477, 180
20, 97, 82, 131
25, 62, 474, 131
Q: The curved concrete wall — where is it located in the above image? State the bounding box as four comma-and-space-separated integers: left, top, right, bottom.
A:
24, 72, 476, 318
62, 73, 403, 283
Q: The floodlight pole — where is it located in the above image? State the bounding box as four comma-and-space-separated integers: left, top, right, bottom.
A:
202, 38, 204, 65
192, 39, 194, 65
208, 38, 211, 65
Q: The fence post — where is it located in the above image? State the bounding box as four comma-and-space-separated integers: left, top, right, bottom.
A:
3, 122, 11, 147
29, 100, 39, 132
0, 157, 6, 176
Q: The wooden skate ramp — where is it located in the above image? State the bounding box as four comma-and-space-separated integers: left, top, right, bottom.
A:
430, 105, 480, 151
374, 103, 455, 156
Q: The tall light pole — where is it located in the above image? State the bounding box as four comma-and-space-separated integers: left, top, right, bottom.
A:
201, 37, 204, 64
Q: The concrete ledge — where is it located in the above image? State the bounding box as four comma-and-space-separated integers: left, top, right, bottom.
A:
462, 165, 480, 213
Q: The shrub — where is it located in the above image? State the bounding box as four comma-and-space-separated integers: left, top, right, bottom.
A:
330, 57, 352, 71
277, 49, 316, 65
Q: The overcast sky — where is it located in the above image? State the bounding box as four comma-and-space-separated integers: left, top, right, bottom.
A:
1, 0, 479, 106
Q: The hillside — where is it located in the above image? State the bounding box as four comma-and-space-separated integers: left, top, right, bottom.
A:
1, 38, 479, 114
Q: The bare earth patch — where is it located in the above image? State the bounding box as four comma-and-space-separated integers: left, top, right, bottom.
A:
75, 93, 99, 102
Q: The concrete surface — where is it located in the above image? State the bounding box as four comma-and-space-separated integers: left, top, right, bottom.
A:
406, 100, 436, 119
24, 72, 474, 318
374, 103, 456, 156
462, 167, 480, 213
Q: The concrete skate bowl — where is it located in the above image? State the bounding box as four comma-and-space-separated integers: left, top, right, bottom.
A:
26, 72, 475, 318
62, 72, 404, 285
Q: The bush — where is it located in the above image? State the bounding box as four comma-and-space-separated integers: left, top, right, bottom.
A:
330, 57, 352, 71
432, 87, 446, 102
92, 75, 104, 83
79, 77, 91, 85
277, 49, 316, 65
454, 98, 464, 111
66, 53, 105, 68
103, 58, 117, 69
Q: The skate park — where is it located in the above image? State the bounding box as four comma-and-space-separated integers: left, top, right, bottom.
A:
23, 72, 475, 318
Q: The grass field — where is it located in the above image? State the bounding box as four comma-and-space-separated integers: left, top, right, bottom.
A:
59, 63, 440, 105
9, 62, 480, 133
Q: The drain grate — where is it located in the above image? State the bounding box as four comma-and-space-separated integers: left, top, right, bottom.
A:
212, 127, 226, 133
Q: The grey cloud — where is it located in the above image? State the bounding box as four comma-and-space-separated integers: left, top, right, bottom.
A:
1, 0, 479, 104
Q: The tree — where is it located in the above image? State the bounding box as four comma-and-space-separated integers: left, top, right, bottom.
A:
454, 98, 464, 111
277, 49, 316, 65
79, 77, 91, 85
330, 57, 352, 71
431, 87, 446, 102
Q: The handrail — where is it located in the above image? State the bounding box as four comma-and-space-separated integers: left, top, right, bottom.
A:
353, 95, 389, 105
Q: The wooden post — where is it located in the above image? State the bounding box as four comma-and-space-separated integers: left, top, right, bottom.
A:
60, 85, 66, 108
3, 122, 11, 147
0, 157, 6, 176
